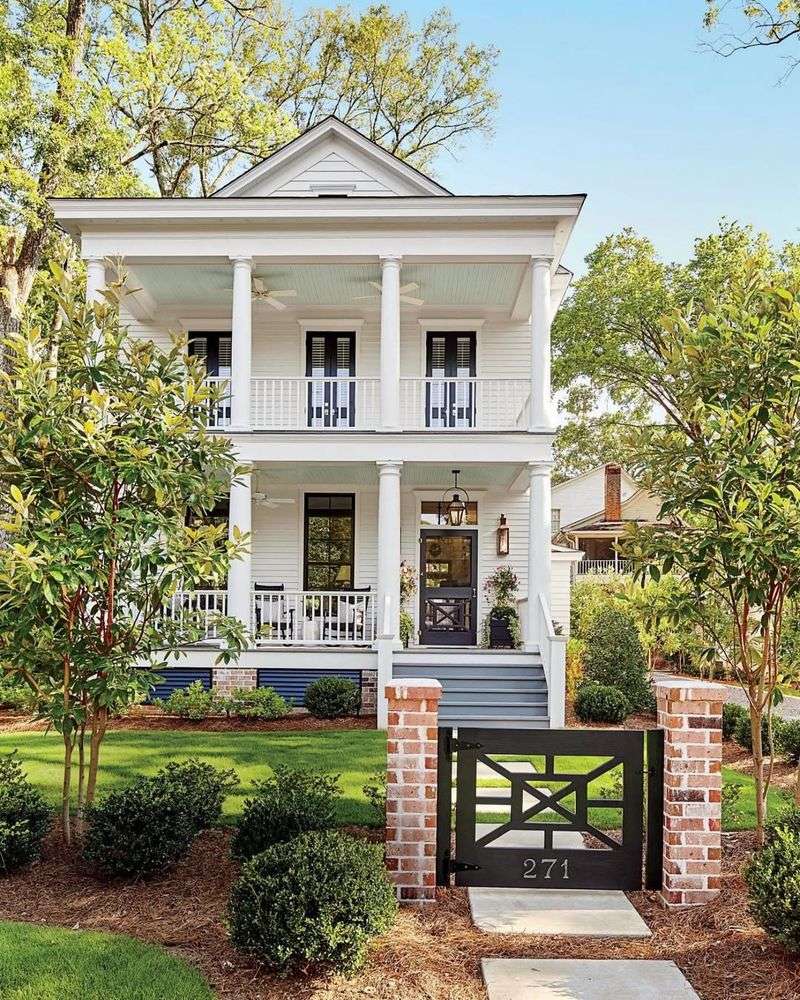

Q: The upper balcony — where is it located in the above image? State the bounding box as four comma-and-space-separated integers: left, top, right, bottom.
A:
207, 376, 531, 431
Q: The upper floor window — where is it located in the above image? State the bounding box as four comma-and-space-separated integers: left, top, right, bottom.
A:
188, 332, 231, 378
551, 508, 561, 535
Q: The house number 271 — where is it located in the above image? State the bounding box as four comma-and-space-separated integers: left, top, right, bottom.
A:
522, 857, 569, 880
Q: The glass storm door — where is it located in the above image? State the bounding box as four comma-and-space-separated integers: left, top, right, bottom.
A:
306, 332, 356, 428
426, 332, 476, 429
419, 529, 478, 646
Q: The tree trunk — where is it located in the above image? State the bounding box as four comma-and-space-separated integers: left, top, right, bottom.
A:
751, 703, 766, 848
61, 731, 74, 847
85, 704, 108, 806
76, 718, 87, 830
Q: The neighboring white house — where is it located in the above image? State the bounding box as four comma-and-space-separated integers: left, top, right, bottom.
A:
553, 463, 664, 575
50, 116, 585, 728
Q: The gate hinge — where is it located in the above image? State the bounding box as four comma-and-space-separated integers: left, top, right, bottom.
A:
448, 859, 482, 874
452, 738, 483, 752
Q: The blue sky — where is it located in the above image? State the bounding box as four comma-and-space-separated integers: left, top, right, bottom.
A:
317, 2, 800, 274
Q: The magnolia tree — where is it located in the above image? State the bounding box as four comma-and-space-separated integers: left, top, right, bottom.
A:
625, 266, 800, 844
0, 266, 248, 843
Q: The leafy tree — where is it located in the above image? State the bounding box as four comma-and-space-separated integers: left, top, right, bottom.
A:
0, 1, 498, 325
704, 2, 800, 78
0, 266, 248, 843
552, 222, 797, 476
624, 264, 800, 844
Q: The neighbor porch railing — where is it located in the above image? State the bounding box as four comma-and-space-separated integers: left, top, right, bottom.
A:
575, 559, 631, 576
164, 590, 228, 639
251, 589, 376, 645
250, 377, 380, 430
399, 378, 530, 430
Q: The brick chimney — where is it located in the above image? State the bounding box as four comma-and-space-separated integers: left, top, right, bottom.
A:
604, 464, 622, 522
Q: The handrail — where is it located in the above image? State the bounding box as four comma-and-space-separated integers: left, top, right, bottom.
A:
251, 588, 376, 646
537, 592, 567, 728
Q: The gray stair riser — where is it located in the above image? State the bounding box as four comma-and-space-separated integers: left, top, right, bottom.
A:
440, 703, 548, 718
395, 649, 540, 662
393, 666, 544, 681
439, 679, 548, 693
442, 693, 549, 707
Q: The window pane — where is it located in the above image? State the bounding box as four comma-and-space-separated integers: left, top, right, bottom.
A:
304, 494, 355, 591
420, 501, 478, 526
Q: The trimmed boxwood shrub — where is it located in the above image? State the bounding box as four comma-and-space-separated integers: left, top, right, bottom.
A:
153, 680, 219, 720
744, 827, 800, 952
224, 686, 290, 720
303, 676, 361, 719
733, 712, 783, 755
776, 718, 800, 764
0, 752, 50, 872
722, 702, 748, 741
230, 766, 339, 861
228, 830, 397, 974
574, 682, 630, 724
766, 804, 800, 844
84, 759, 238, 877
581, 605, 650, 710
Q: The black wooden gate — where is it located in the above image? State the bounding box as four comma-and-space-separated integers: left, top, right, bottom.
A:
437, 727, 664, 891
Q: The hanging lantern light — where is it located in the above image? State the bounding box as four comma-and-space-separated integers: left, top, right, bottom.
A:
440, 469, 470, 527
497, 513, 510, 556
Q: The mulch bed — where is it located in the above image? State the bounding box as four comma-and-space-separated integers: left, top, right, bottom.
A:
2, 830, 799, 1000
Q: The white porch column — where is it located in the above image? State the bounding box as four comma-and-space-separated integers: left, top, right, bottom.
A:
530, 256, 556, 431
379, 255, 401, 431
376, 460, 402, 729
227, 471, 252, 636
230, 255, 252, 431
377, 461, 402, 640
527, 461, 552, 648
85, 257, 106, 305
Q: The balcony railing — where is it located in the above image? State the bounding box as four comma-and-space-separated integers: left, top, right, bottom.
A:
575, 559, 631, 576
251, 377, 380, 430
205, 376, 532, 431
400, 378, 530, 430
203, 377, 231, 429
252, 589, 376, 645
164, 590, 228, 638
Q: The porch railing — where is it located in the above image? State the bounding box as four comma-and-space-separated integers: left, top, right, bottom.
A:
576, 559, 631, 576
399, 378, 530, 430
203, 377, 231, 429
164, 590, 228, 639
252, 589, 376, 645
250, 378, 380, 430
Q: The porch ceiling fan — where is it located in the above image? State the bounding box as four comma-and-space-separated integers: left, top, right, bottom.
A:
353, 280, 424, 307
252, 277, 297, 310
253, 490, 296, 510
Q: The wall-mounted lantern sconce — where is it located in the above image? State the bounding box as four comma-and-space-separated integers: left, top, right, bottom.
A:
497, 513, 510, 556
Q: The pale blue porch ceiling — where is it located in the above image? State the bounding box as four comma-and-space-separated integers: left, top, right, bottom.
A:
255, 462, 526, 491
130, 262, 527, 309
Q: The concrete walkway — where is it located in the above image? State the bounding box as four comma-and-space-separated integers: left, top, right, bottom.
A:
653, 671, 800, 720
469, 888, 650, 937
482, 959, 699, 1000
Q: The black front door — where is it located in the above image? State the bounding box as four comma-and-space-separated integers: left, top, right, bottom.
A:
419, 529, 477, 646
426, 332, 476, 428
306, 331, 356, 428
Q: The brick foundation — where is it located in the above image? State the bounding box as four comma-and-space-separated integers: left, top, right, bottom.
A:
360, 669, 377, 716
656, 679, 724, 908
385, 679, 442, 904
212, 667, 257, 695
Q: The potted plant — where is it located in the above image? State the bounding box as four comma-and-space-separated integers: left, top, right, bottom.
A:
481, 565, 522, 649
399, 561, 417, 648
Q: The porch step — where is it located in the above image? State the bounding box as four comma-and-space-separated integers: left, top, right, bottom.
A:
394, 652, 549, 729
394, 663, 545, 682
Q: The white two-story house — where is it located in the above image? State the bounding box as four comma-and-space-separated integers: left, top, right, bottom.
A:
51, 117, 584, 729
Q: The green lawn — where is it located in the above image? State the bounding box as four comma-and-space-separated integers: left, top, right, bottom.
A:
0, 728, 387, 826
0, 921, 213, 1000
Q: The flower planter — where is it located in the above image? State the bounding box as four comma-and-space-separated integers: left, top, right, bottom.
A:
488, 609, 517, 649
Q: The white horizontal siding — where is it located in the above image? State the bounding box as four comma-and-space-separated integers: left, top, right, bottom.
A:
119, 306, 173, 351
272, 153, 393, 197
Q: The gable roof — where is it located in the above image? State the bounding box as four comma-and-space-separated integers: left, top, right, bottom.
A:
212, 116, 452, 199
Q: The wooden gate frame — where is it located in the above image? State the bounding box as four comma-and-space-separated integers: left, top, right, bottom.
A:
436, 726, 664, 891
